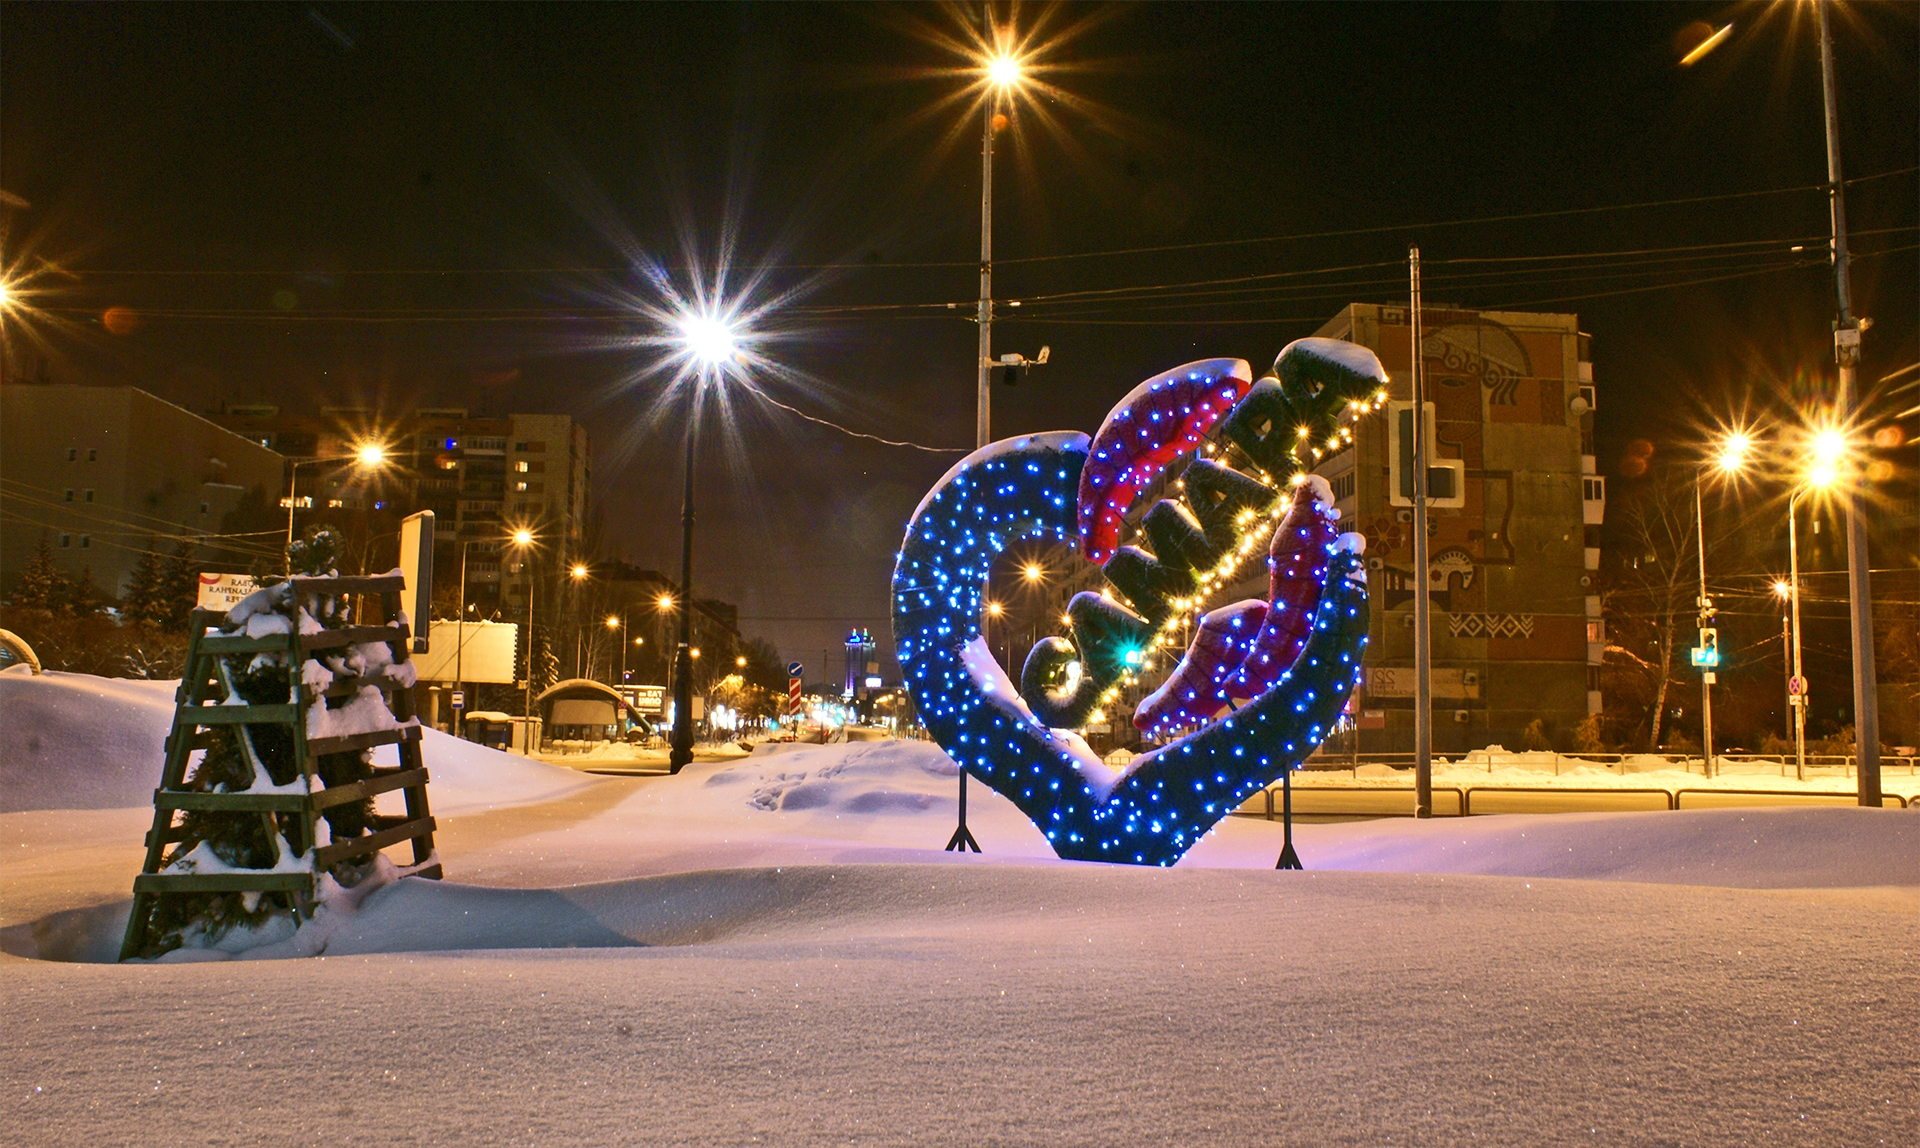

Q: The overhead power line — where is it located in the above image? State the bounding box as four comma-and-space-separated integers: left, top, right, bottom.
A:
54, 166, 1918, 278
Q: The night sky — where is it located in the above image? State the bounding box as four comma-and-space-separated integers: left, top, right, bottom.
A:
3, 1, 1914, 678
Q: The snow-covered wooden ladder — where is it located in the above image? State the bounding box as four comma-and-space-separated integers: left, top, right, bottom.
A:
119, 574, 440, 960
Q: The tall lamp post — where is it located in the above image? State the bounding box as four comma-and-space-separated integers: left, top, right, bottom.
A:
569, 563, 590, 678
509, 529, 537, 754
607, 613, 625, 685
1690, 432, 1752, 777
1784, 492, 1813, 780
668, 315, 739, 774
1782, 428, 1848, 781
453, 539, 473, 737
941, 39, 1026, 854
286, 442, 388, 570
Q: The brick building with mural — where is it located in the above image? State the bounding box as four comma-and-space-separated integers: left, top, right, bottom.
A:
1309, 303, 1602, 753
1028, 303, 1603, 755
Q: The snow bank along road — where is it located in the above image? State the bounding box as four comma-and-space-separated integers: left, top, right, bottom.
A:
2, 671, 1915, 1146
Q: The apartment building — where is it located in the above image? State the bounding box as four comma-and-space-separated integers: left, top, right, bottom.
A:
0, 383, 286, 599
211, 405, 590, 611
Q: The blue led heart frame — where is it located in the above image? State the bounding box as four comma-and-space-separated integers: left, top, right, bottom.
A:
891, 341, 1385, 866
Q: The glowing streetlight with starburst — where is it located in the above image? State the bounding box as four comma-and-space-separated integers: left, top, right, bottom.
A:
664, 304, 749, 774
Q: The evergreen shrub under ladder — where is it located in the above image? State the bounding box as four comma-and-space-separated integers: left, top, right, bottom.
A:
120, 572, 441, 960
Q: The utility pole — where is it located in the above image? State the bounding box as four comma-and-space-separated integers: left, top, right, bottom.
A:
1817, 1, 1880, 807
1409, 246, 1433, 818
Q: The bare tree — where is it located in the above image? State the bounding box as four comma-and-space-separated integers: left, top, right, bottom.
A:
1605, 467, 1700, 751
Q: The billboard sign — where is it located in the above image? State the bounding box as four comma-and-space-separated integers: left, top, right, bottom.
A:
196, 572, 261, 612
410, 620, 519, 684
623, 684, 666, 716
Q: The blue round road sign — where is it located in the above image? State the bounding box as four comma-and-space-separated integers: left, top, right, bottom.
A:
786, 661, 804, 678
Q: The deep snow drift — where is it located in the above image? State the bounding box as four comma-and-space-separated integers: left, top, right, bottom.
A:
2, 669, 1914, 1146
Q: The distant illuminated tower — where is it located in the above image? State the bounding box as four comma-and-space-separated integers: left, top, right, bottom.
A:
844, 628, 874, 698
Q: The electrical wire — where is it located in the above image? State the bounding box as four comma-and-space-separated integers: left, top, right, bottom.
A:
733, 379, 967, 453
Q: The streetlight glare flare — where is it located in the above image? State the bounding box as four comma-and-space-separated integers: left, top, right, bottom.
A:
355, 443, 388, 467
678, 313, 739, 367
1714, 432, 1752, 474
1023, 563, 1043, 582
985, 53, 1024, 88
605, 615, 620, 630
1772, 580, 1792, 600
657, 593, 675, 610
1810, 426, 1848, 467
571, 563, 589, 580
511, 529, 534, 547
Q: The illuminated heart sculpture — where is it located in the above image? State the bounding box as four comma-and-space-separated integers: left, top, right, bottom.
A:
893, 338, 1390, 866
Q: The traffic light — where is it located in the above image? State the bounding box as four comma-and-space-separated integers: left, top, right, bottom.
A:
1696, 594, 1717, 627
1691, 627, 1719, 668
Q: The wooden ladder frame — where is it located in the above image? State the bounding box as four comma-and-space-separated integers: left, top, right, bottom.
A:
120, 574, 441, 960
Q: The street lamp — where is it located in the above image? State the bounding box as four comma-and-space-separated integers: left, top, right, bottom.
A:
569, 563, 590, 677
1783, 432, 1850, 781
508, 528, 537, 751
1690, 431, 1753, 776
607, 613, 625, 685
286, 442, 389, 570
667, 311, 739, 774
973, 43, 1025, 454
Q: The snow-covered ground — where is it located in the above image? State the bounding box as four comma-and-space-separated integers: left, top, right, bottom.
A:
3, 668, 1915, 1145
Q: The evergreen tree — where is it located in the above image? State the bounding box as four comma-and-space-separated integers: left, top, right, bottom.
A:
9, 534, 69, 612
122, 542, 169, 627
156, 539, 200, 629
66, 566, 104, 618
532, 622, 561, 695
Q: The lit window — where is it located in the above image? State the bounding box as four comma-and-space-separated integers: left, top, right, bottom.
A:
515, 461, 529, 473
515, 481, 528, 492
